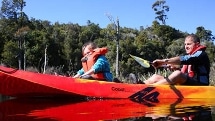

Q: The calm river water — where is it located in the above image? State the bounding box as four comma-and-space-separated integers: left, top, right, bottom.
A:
0, 95, 215, 121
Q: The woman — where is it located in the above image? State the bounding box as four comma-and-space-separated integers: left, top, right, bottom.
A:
73, 42, 113, 81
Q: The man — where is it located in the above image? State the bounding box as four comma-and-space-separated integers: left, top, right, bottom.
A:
144, 34, 210, 85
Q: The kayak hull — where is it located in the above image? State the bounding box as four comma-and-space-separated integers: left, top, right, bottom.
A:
0, 66, 215, 99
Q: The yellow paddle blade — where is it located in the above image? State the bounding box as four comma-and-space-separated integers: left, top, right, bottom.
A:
129, 54, 150, 68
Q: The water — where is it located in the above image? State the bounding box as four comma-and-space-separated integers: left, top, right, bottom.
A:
0, 97, 214, 121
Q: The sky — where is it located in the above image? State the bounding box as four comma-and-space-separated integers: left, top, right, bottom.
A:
5, 0, 215, 34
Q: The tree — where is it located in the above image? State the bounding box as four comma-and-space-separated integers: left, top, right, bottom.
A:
1, 0, 30, 69
1, 40, 19, 67
166, 38, 185, 57
1, 0, 26, 22
14, 26, 30, 70
152, 0, 169, 25
195, 26, 215, 42
62, 23, 82, 74
151, 20, 184, 45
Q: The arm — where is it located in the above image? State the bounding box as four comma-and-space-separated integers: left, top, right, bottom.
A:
80, 68, 94, 77
164, 56, 181, 65
152, 56, 181, 68
153, 51, 205, 69
73, 68, 84, 78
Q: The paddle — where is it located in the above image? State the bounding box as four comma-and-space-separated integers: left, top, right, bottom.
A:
129, 54, 169, 68
129, 54, 151, 68
130, 54, 172, 77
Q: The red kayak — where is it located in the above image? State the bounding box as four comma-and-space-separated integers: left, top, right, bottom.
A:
0, 66, 215, 99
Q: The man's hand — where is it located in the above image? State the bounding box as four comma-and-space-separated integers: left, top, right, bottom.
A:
152, 59, 167, 68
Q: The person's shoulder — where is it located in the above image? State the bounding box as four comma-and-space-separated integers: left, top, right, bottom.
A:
97, 55, 106, 58
96, 55, 109, 61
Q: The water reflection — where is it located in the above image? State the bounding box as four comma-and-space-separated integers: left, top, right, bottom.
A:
0, 97, 214, 121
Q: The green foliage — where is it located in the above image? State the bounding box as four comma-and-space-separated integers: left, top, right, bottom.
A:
202, 41, 215, 64
196, 26, 215, 41
1, 40, 18, 67
151, 21, 185, 45
166, 38, 185, 57
210, 66, 215, 85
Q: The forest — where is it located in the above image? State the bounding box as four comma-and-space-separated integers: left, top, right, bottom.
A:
0, 0, 215, 84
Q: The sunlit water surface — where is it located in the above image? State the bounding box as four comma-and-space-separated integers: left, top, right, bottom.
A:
0, 96, 215, 121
